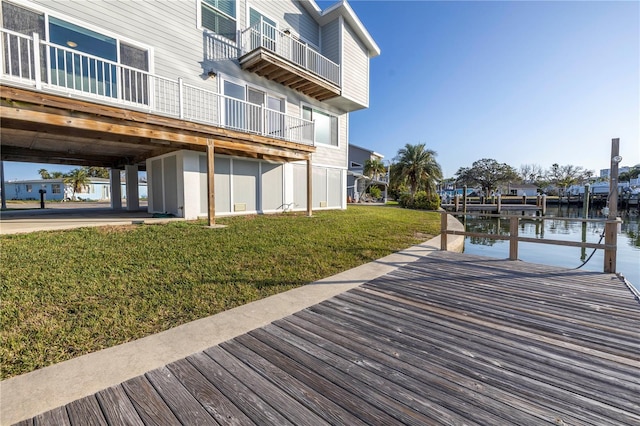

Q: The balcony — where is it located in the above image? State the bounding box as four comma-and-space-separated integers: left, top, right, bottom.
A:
0, 28, 315, 147
239, 21, 341, 102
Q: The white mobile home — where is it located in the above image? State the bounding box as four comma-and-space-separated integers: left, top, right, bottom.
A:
0, 0, 379, 222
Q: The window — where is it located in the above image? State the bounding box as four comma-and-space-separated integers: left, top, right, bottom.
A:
26, 184, 33, 192
303, 106, 338, 146
202, 0, 236, 42
2, 2, 149, 102
52, 184, 61, 194
223, 79, 285, 136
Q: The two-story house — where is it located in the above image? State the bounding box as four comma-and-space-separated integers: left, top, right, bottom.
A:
0, 0, 379, 223
347, 143, 387, 201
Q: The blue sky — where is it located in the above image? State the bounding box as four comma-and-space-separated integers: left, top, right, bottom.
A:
3, 0, 638, 181
343, 0, 639, 178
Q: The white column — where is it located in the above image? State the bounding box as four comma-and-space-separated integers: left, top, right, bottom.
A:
125, 165, 140, 211
110, 169, 122, 210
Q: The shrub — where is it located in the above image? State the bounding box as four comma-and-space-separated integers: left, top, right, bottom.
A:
369, 186, 382, 200
398, 191, 441, 210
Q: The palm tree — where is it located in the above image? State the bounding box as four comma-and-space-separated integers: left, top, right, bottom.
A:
363, 158, 386, 180
63, 168, 91, 200
38, 169, 51, 179
391, 143, 442, 200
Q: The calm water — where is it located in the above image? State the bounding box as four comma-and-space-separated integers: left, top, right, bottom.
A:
461, 206, 640, 291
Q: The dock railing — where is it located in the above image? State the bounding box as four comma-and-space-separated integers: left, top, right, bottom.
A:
440, 212, 621, 273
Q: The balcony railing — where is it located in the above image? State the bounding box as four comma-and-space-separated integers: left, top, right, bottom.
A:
0, 28, 315, 146
240, 20, 340, 86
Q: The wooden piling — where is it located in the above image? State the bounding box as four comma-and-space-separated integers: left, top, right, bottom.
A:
604, 219, 618, 273
440, 212, 448, 251
509, 217, 519, 260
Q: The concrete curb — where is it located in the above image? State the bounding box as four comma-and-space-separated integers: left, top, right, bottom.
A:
0, 222, 464, 425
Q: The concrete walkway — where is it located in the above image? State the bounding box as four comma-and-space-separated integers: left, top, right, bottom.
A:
0, 215, 464, 425
0, 205, 183, 234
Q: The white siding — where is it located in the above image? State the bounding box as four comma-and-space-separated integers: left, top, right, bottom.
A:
320, 18, 340, 64
246, 0, 319, 46
311, 113, 348, 168
341, 21, 369, 107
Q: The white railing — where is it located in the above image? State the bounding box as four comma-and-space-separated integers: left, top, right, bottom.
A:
0, 28, 315, 146
240, 20, 340, 86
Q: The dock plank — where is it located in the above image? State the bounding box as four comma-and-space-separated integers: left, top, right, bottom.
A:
188, 351, 293, 425
65, 395, 108, 426
95, 385, 144, 426
32, 407, 70, 426
121, 375, 181, 426
145, 367, 217, 425
166, 358, 254, 426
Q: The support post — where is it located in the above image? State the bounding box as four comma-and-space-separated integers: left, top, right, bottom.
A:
462, 185, 467, 213
110, 169, 122, 210
440, 211, 448, 251
509, 216, 519, 260
454, 194, 460, 212
583, 184, 590, 219
0, 160, 6, 210
497, 194, 502, 213
608, 138, 620, 220
32, 33, 42, 90
207, 139, 216, 226
604, 219, 617, 273
125, 165, 139, 211
541, 194, 547, 216
306, 155, 313, 217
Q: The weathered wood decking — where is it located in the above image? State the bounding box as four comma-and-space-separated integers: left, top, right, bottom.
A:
15, 251, 639, 425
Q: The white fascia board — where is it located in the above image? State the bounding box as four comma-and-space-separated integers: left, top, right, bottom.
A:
299, 0, 380, 58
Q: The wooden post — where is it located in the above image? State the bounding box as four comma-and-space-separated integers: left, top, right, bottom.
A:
583, 184, 590, 219
454, 194, 460, 212
522, 195, 527, 205
497, 194, 501, 213
509, 216, 519, 260
541, 194, 547, 216
207, 139, 215, 226
440, 211, 448, 251
608, 138, 620, 220
306, 155, 312, 217
462, 185, 467, 213
604, 219, 618, 273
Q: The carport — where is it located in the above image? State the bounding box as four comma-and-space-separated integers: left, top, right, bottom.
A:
1, 85, 315, 226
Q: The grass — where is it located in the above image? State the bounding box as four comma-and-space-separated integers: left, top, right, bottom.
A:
0, 205, 440, 379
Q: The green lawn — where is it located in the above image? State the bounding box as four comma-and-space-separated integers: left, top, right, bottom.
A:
0, 205, 440, 379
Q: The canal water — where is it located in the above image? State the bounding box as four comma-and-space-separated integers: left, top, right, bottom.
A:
461, 206, 640, 291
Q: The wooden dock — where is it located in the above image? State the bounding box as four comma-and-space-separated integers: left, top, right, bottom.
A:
14, 251, 639, 425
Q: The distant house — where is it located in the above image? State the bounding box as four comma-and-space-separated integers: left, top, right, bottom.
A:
4, 178, 148, 201
347, 144, 387, 201
499, 183, 539, 197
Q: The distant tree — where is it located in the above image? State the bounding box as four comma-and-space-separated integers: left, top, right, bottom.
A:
518, 164, 544, 184
390, 143, 442, 200
38, 169, 51, 179
83, 166, 110, 178
546, 163, 588, 196
363, 158, 386, 181
455, 158, 519, 197
63, 168, 91, 200
51, 171, 65, 178
619, 166, 640, 182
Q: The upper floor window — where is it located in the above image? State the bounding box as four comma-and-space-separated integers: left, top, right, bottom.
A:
26, 184, 33, 192
303, 106, 338, 147
202, 0, 236, 42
